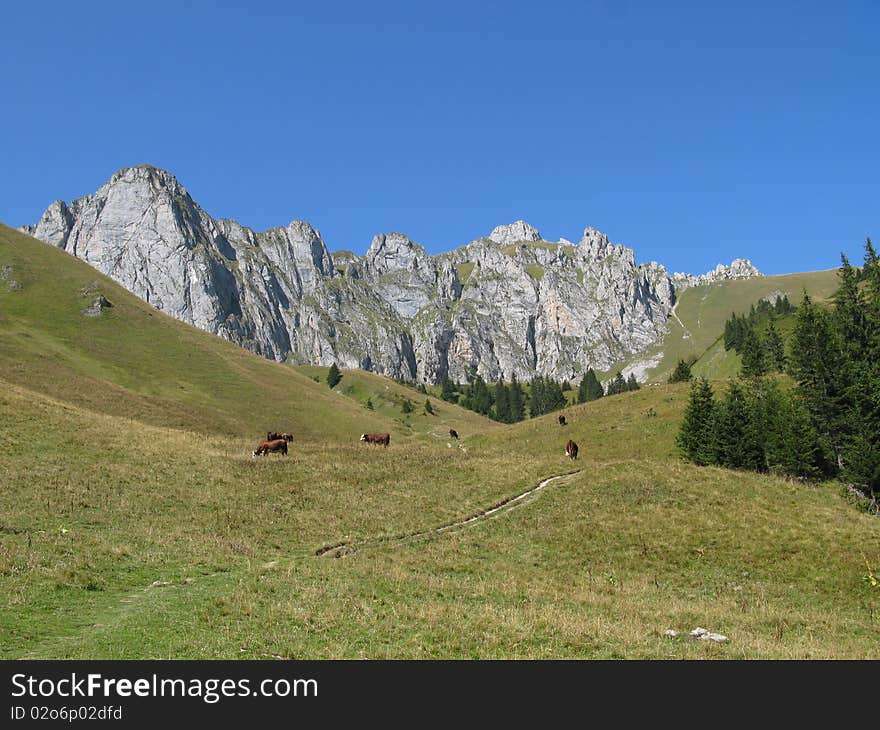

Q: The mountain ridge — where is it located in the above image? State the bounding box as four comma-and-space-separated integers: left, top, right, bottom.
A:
18, 165, 761, 383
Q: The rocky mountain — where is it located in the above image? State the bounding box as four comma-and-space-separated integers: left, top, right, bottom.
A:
672, 258, 761, 290
20, 165, 761, 383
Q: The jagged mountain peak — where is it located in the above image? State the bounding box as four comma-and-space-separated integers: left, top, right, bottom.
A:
365, 232, 432, 273
105, 164, 189, 195
488, 220, 542, 245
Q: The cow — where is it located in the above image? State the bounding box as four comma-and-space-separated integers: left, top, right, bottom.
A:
253, 438, 288, 457
360, 433, 390, 447
449, 429, 459, 440
280, 433, 294, 442
558, 415, 567, 426
565, 439, 578, 460
267, 432, 293, 442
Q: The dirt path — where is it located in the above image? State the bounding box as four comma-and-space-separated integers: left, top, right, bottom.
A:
315, 469, 581, 558
671, 300, 690, 337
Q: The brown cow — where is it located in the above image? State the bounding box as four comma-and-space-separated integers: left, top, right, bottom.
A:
360, 433, 390, 447
253, 438, 288, 457
558, 415, 567, 426
449, 429, 459, 440
267, 432, 293, 442
565, 439, 578, 460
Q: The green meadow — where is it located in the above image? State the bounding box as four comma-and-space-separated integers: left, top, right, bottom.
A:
1, 223, 878, 659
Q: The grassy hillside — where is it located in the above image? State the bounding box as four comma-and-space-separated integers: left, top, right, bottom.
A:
609, 270, 841, 384
2, 223, 878, 659
0, 223, 493, 443
294, 365, 499, 440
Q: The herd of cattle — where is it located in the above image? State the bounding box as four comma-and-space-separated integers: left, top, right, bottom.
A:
252, 415, 578, 460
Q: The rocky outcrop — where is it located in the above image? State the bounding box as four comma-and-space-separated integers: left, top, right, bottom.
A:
672, 258, 761, 289
22, 165, 761, 383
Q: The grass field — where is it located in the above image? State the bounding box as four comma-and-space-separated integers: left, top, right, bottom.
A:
2, 223, 878, 659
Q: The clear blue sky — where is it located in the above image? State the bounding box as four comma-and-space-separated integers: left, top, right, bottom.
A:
1, 1, 877, 274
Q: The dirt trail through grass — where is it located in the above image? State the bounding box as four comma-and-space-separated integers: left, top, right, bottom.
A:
315, 470, 582, 558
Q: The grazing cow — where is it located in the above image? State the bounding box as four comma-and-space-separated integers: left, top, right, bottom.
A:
449, 429, 459, 440
253, 438, 288, 457
565, 439, 579, 460
360, 433, 390, 447
558, 415, 567, 426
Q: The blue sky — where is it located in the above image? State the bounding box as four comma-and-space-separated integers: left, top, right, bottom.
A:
1, 1, 877, 274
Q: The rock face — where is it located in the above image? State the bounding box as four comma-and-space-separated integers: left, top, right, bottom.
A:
22, 165, 761, 382
672, 258, 761, 290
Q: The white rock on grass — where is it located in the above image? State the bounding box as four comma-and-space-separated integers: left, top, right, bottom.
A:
689, 627, 728, 642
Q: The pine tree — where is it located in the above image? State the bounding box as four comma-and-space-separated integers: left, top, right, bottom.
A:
833, 254, 867, 360
327, 363, 342, 389
767, 391, 824, 479
669, 359, 692, 383
469, 375, 492, 415
440, 375, 458, 403
839, 239, 880, 490
606, 372, 626, 396
715, 380, 759, 469
546, 379, 567, 411
789, 292, 847, 467
401, 398, 414, 414
764, 321, 786, 372
529, 376, 545, 417
626, 373, 640, 391
509, 375, 526, 422
493, 382, 511, 423
676, 378, 717, 466
578, 369, 604, 402
424, 398, 434, 415
740, 326, 767, 378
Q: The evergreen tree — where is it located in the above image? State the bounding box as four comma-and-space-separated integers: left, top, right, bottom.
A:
493, 382, 511, 423
764, 389, 824, 480
833, 254, 868, 360
509, 374, 526, 422
774, 294, 793, 315
469, 376, 492, 415
788, 292, 848, 466
440, 375, 458, 403
764, 321, 786, 372
606, 372, 626, 396
401, 398, 414, 414
669, 359, 693, 383
715, 380, 763, 470
626, 373, 640, 391
529, 376, 546, 417
546, 378, 567, 411
365, 398, 374, 410
327, 363, 342, 389
676, 378, 717, 466
839, 239, 880, 490
578, 369, 604, 402
424, 398, 434, 415
740, 326, 767, 378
